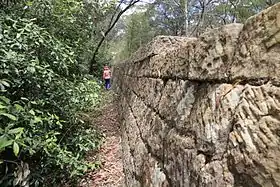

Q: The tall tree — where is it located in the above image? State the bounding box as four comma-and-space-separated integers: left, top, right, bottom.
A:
122, 10, 155, 58
183, 0, 189, 35
147, 0, 186, 35
89, 0, 140, 74
145, 0, 280, 37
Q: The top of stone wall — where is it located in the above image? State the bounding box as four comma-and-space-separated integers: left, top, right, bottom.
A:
119, 2, 280, 83
128, 36, 196, 63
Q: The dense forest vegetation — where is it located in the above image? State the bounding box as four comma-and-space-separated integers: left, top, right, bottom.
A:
1, 0, 279, 186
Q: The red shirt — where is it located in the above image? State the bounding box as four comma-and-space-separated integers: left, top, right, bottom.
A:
103, 69, 111, 79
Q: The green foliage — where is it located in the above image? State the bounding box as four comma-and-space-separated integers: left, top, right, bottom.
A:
126, 12, 154, 56
17, 0, 116, 75
147, 0, 185, 36
115, 11, 154, 60
0, 3, 103, 186
232, 0, 280, 22
112, 0, 280, 61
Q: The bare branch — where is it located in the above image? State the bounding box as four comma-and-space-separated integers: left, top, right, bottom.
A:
89, 0, 140, 74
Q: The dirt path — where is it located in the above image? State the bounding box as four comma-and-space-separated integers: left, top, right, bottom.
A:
79, 94, 124, 187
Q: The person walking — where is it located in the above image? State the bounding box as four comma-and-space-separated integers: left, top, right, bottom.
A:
103, 65, 111, 90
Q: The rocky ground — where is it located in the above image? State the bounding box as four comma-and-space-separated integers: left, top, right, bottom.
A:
79, 92, 124, 187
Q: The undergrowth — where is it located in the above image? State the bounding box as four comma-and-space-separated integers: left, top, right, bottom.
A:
0, 13, 103, 187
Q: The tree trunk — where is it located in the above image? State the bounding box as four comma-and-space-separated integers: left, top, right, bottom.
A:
89, 0, 140, 74
185, 0, 188, 36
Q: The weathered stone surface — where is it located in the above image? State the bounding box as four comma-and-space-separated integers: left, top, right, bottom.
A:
227, 84, 280, 186
114, 3, 280, 187
231, 3, 280, 81
189, 24, 243, 80
129, 36, 192, 64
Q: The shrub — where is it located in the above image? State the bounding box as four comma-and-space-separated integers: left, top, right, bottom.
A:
0, 14, 102, 186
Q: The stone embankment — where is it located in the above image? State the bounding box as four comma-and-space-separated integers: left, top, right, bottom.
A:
114, 3, 280, 187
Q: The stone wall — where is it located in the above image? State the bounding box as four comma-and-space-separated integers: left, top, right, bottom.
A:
114, 3, 280, 187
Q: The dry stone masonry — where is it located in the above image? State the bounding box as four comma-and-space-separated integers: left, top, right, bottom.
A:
114, 3, 280, 187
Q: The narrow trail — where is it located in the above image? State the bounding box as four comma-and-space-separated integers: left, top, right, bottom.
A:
79, 93, 124, 187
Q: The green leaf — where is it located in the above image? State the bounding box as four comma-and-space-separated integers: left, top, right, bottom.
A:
14, 104, 24, 111
0, 137, 13, 151
27, 66, 36, 73
26, 1, 33, 6
20, 97, 29, 101
13, 142, 19, 156
0, 113, 17, 121
34, 116, 42, 123
0, 96, 10, 104
8, 127, 24, 134
0, 80, 10, 87
16, 33, 21, 39
15, 133, 22, 140
29, 110, 35, 115
0, 104, 7, 109
30, 101, 37, 104
0, 84, 5, 91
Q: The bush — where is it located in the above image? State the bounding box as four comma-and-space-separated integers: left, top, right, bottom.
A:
0, 14, 102, 186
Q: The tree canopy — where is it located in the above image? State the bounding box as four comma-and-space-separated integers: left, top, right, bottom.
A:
111, 0, 280, 60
